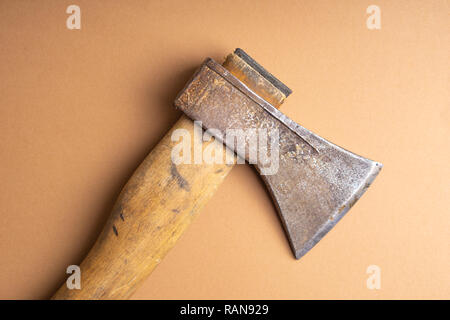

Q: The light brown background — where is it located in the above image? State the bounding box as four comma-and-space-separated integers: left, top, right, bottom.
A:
0, 0, 448, 299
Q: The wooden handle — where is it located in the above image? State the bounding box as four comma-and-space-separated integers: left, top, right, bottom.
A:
52, 52, 286, 299
52, 115, 235, 299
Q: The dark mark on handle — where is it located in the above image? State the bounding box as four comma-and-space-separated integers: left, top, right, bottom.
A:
170, 163, 191, 191
112, 225, 118, 236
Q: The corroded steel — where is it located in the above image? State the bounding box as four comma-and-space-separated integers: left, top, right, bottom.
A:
175, 58, 382, 259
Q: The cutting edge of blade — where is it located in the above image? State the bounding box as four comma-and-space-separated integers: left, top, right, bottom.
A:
293, 160, 383, 260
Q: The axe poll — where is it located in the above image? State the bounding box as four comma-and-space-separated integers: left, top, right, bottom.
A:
52, 49, 381, 299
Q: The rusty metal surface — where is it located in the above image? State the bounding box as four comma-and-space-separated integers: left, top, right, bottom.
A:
222, 51, 288, 108
175, 58, 382, 259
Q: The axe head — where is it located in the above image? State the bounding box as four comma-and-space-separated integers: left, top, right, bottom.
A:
175, 50, 382, 259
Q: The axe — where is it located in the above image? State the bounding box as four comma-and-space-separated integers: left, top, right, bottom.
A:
52, 49, 381, 299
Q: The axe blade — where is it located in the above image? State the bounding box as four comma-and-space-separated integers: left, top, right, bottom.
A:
175, 58, 382, 259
